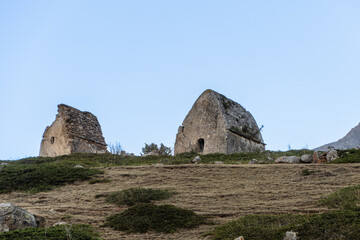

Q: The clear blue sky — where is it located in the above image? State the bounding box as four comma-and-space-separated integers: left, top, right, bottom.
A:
1, 1, 360, 159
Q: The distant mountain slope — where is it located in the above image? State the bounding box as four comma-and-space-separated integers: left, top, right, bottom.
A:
315, 123, 360, 151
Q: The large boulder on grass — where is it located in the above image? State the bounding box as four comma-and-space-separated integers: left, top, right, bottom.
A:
300, 154, 313, 163
0, 203, 37, 232
275, 156, 301, 164
326, 149, 339, 162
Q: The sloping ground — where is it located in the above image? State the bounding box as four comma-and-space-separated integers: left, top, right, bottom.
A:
1, 164, 360, 240
315, 122, 360, 151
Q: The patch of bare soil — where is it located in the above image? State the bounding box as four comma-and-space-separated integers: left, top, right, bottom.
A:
1, 164, 360, 239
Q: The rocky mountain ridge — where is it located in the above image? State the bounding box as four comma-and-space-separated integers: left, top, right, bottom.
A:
315, 123, 360, 151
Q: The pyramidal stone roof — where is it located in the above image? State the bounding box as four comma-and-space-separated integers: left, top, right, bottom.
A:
57, 104, 106, 146
204, 89, 264, 144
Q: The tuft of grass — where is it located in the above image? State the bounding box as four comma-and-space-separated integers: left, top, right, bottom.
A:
0, 224, 102, 240
0, 163, 103, 193
207, 211, 360, 240
302, 169, 315, 176
103, 188, 176, 206
104, 203, 204, 233
320, 185, 360, 210
89, 178, 111, 184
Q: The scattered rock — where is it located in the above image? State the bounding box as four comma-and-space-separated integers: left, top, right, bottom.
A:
74, 165, 84, 168
120, 151, 135, 156
326, 149, 339, 162
191, 156, 201, 164
49, 209, 58, 214
275, 156, 301, 164
248, 159, 258, 164
52, 221, 67, 227
300, 154, 313, 163
152, 163, 164, 167
0, 163, 8, 165
145, 150, 160, 156
234, 237, 245, 240
214, 161, 223, 164
0, 203, 37, 232
284, 230, 297, 240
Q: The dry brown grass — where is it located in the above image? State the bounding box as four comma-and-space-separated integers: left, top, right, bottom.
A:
2, 163, 360, 239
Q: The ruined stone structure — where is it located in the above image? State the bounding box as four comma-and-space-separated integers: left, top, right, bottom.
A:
39, 104, 107, 157
174, 90, 265, 155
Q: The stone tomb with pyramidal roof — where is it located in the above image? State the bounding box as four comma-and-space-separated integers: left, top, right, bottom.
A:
174, 89, 265, 155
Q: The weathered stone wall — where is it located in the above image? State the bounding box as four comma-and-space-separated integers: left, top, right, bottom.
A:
39, 104, 107, 157
175, 90, 265, 155
175, 91, 228, 154
226, 131, 265, 154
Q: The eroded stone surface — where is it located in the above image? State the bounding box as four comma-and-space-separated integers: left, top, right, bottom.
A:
39, 104, 107, 157
0, 203, 37, 232
175, 90, 265, 155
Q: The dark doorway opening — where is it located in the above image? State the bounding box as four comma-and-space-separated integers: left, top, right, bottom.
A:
50, 137, 55, 144
197, 138, 204, 153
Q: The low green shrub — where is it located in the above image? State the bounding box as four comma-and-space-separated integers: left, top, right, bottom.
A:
103, 188, 176, 206
104, 203, 204, 233
320, 185, 360, 210
207, 214, 306, 240
208, 184, 360, 240
0, 163, 103, 193
331, 148, 360, 163
296, 210, 360, 240
0, 224, 101, 240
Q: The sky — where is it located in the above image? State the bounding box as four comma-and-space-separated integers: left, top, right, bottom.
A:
1, 1, 360, 159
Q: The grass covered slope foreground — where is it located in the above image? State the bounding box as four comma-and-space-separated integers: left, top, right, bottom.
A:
0, 151, 360, 239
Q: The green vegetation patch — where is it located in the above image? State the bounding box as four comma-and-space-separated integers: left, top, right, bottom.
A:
12, 149, 314, 167
0, 163, 103, 193
0, 224, 101, 240
297, 210, 360, 240
104, 203, 204, 233
207, 214, 306, 240
320, 185, 360, 210
331, 148, 360, 163
209, 185, 360, 240
103, 188, 176, 206
207, 211, 360, 240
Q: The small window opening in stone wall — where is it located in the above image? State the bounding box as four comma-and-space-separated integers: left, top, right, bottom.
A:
197, 138, 204, 153
50, 137, 55, 144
